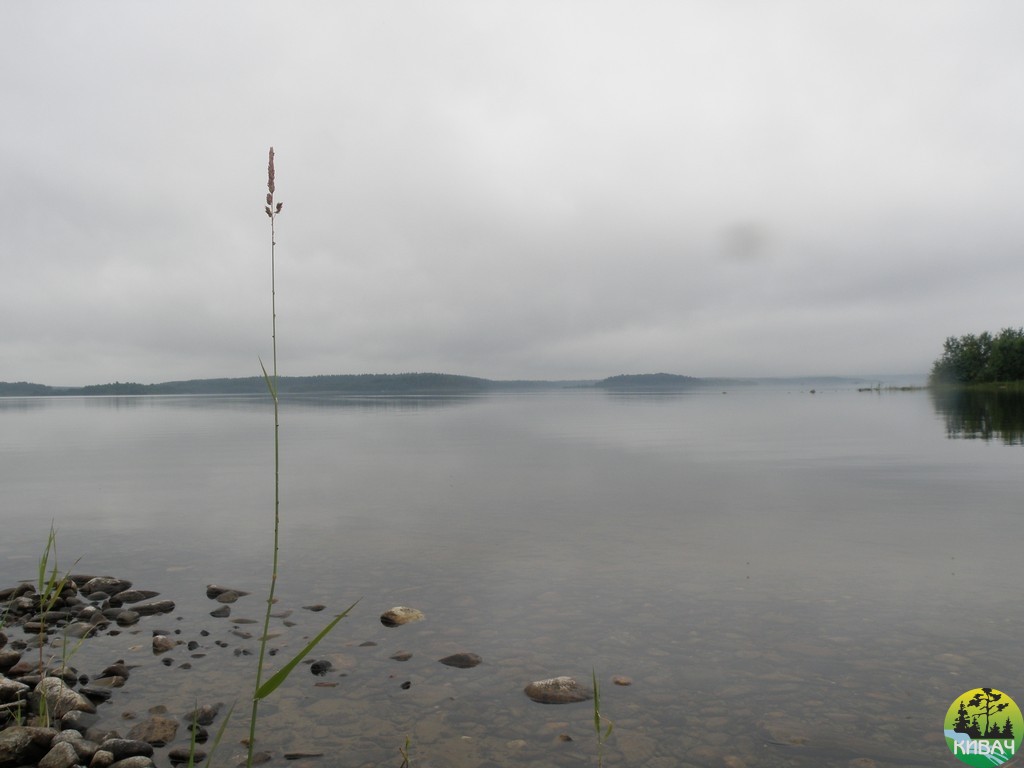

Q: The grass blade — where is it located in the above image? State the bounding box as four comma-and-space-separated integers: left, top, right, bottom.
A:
254, 599, 359, 700
258, 357, 276, 398
201, 701, 234, 767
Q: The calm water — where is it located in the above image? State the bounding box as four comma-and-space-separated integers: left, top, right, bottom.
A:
1, 387, 1022, 767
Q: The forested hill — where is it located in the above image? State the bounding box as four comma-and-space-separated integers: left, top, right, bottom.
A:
0, 373, 498, 396
595, 373, 744, 390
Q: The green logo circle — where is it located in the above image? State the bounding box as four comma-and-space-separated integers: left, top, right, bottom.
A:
945, 688, 1023, 766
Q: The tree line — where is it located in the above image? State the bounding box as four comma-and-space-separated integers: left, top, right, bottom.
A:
930, 327, 1024, 385
0, 373, 494, 397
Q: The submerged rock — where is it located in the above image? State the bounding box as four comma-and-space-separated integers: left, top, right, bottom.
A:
109, 590, 159, 606
127, 715, 178, 746
189, 702, 221, 727
380, 607, 424, 627
523, 676, 593, 704
205, 585, 250, 601
151, 636, 176, 654
438, 652, 482, 669
168, 746, 205, 764
310, 660, 332, 676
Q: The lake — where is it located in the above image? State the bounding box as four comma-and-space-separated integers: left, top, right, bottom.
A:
1, 385, 1022, 767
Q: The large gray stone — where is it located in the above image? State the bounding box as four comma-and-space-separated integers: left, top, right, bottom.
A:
0, 726, 57, 767
523, 676, 593, 704
38, 740, 79, 768
0, 675, 29, 703
53, 730, 99, 764
36, 677, 96, 719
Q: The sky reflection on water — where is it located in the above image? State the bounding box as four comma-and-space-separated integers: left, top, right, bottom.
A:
1, 389, 1021, 766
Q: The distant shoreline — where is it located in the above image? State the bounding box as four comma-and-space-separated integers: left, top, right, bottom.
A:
0, 371, 926, 397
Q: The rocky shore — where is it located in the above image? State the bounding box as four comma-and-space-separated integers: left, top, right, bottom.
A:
0, 575, 226, 768
2, 577, 621, 768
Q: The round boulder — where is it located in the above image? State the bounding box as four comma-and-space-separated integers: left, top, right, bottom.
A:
36, 677, 96, 719
523, 676, 593, 704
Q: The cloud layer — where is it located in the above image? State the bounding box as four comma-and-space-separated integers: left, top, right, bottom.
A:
4, 2, 1023, 385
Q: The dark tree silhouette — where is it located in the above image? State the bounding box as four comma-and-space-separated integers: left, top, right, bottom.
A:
967, 688, 1011, 740
952, 700, 972, 734
969, 715, 982, 739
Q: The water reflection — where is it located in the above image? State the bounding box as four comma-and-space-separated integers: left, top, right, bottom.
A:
929, 388, 1024, 444
0, 393, 485, 414
280, 393, 486, 412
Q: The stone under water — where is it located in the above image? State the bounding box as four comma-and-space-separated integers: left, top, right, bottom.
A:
523, 676, 593, 704
380, 606, 425, 627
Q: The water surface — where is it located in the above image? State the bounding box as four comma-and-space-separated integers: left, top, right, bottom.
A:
1, 387, 1020, 766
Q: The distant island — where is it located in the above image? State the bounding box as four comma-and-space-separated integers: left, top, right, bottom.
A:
0, 371, 905, 397
595, 373, 743, 390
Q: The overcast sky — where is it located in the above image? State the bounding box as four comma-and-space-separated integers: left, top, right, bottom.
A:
3, 2, 1022, 385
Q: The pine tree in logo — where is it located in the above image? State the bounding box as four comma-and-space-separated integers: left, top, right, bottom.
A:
945, 688, 1024, 767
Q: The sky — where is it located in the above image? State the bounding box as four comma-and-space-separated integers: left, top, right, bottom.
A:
3, 2, 1023, 385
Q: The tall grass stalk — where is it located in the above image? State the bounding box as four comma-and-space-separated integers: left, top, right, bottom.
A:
245, 149, 356, 767
247, 146, 285, 767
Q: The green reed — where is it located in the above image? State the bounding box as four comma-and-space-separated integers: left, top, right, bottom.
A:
592, 669, 614, 768
398, 734, 412, 768
33, 523, 81, 726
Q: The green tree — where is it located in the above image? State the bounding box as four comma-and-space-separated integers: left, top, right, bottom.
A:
930, 328, 1024, 384
989, 327, 1024, 381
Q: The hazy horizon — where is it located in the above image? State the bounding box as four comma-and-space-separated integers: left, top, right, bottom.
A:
7, 367, 929, 390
